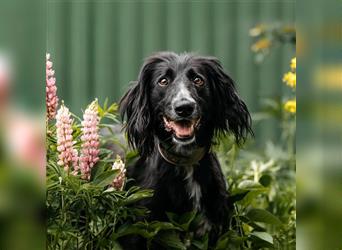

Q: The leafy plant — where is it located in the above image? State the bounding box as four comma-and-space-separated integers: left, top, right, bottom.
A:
213, 57, 296, 249
46, 45, 295, 249
46, 96, 295, 249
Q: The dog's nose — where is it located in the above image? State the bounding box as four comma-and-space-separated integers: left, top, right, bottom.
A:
174, 102, 195, 117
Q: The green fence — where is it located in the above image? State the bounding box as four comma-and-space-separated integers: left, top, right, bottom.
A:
47, 0, 295, 145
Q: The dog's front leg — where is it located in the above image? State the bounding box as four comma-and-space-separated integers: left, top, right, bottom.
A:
199, 154, 233, 244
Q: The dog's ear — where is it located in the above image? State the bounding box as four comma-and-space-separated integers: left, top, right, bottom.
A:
119, 56, 162, 158
203, 57, 253, 144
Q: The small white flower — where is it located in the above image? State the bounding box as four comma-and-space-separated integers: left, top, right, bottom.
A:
111, 155, 126, 191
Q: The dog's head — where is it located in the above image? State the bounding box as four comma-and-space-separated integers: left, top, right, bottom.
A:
120, 52, 253, 158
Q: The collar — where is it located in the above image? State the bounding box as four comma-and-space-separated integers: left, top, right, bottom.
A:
157, 143, 207, 166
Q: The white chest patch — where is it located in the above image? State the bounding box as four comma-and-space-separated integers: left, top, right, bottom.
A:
184, 167, 202, 211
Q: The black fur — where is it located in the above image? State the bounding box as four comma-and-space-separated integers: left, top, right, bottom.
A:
119, 52, 252, 249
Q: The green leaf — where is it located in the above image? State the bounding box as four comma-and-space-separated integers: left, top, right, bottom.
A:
90, 161, 107, 180
104, 113, 118, 122
155, 231, 186, 250
98, 104, 105, 117
108, 103, 118, 113
249, 231, 274, 247
228, 190, 249, 203
238, 180, 268, 191
103, 97, 109, 110
99, 148, 115, 158
192, 234, 208, 250
92, 169, 119, 187
125, 150, 139, 166
246, 208, 282, 226
149, 221, 181, 232
115, 221, 180, 241
123, 189, 154, 205
125, 150, 139, 161
239, 216, 266, 231
46, 180, 59, 190
236, 189, 266, 207
214, 230, 244, 250
214, 237, 228, 250
166, 211, 196, 231
115, 223, 154, 239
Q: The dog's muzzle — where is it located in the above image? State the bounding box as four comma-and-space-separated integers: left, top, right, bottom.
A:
163, 99, 201, 145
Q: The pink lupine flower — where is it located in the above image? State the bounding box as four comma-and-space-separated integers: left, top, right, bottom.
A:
55, 104, 78, 172
46, 53, 59, 120
111, 156, 126, 191
79, 100, 100, 180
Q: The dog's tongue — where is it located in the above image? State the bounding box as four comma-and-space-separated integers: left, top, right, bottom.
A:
171, 121, 194, 138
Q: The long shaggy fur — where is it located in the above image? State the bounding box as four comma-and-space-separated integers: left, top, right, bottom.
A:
119, 52, 253, 249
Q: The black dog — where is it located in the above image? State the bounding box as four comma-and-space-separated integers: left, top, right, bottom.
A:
119, 52, 252, 249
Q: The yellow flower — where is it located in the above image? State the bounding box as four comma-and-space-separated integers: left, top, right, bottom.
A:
282, 25, 296, 34
290, 57, 296, 70
284, 100, 296, 114
251, 38, 271, 52
282, 72, 296, 88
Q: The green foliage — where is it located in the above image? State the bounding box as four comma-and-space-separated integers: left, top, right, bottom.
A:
45, 17, 296, 247
47, 91, 295, 248
215, 91, 296, 249
47, 99, 155, 249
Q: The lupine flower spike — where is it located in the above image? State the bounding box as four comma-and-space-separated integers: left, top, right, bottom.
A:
79, 99, 100, 180
46, 53, 59, 120
111, 155, 126, 191
56, 104, 78, 172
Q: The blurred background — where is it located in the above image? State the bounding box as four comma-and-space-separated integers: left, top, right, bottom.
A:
0, 1, 45, 250
47, 0, 295, 147
1, 0, 342, 249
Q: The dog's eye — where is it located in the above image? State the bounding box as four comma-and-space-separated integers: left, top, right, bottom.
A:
193, 77, 204, 86
158, 78, 169, 86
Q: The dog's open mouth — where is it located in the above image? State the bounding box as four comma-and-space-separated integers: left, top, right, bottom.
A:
163, 116, 200, 141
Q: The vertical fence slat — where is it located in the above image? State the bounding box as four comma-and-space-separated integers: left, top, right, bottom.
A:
50, 2, 72, 105
165, 1, 190, 53
142, 1, 165, 57
212, 1, 237, 74
189, 1, 211, 54
93, 3, 118, 104
47, 0, 295, 145
257, 2, 284, 143
69, 2, 90, 112
117, 1, 141, 99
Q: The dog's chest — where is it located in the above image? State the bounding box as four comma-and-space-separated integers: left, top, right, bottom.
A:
183, 166, 202, 211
